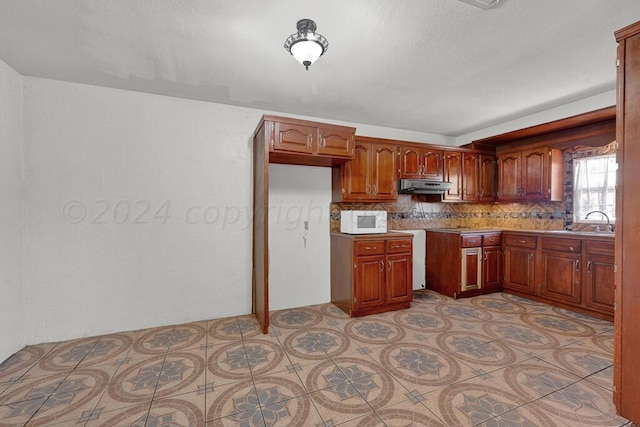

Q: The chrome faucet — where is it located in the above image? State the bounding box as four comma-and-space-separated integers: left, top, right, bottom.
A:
585, 210, 613, 232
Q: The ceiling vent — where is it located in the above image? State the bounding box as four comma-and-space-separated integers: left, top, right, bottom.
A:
458, 0, 500, 9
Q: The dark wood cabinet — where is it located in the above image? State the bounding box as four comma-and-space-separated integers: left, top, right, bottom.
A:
503, 234, 537, 295
333, 138, 397, 201
479, 154, 497, 202
331, 233, 412, 317
426, 231, 501, 298
539, 238, 582, 304
502, 232, 614, 321
583, 239, 615, 315
354, 255, 385, 309
497, 147, 563, 202
462, 153, 480, 202
267, 117, 355, 165
615, 22, 640, 422
398, 146, 443, 180
443, 151, 463, 201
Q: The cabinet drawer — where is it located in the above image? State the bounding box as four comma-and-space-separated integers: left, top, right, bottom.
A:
386, 239, 412, 254
542, 237, 582, 253
586, 240, 615, 256
504, 234, 537, 248
355, 241, 385, 256
461, 234, 482, 248
483, 233, 502, 246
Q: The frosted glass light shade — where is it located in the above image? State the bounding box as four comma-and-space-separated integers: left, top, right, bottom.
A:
284, 19, 329, 70
291, 40, 323, 68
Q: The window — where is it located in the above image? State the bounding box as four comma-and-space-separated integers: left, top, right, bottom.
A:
573, 154, 616, 224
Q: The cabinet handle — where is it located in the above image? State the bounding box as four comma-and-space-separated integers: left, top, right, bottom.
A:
529, 253, 533, 263
307, 134, 312, 148
366, 184, 371, 195
388, 260, 392, 270
365, 246, 376, 250
587, 261, 592, 274
373, 184, 377, 194
319, 138, 325, 148
569, 246, 575, 252
380, 260, 384, 272
516, 240, 526, 244
392, 245, 404, 249
575, 260, 580, 272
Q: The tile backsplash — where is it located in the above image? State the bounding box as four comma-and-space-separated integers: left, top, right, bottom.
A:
331, 195, 565, 232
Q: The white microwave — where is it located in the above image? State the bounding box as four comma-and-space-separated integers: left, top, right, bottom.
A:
340, 210, 387, 234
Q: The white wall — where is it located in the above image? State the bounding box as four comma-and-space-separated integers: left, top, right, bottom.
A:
268, 165, 332, 310
23, 77, 261, 344
0, 59, 24, 362
455, 90, 616, 145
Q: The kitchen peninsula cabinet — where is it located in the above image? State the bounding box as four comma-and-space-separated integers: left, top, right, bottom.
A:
398, 146, 444, 180
614, 21, 640, 423
426, 230, 501, 298
332, 137, 397, 201
331, 232, 412, 317
497, 147, 564, 202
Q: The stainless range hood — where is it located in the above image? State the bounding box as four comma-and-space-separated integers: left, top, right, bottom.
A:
398, 179, 454, 194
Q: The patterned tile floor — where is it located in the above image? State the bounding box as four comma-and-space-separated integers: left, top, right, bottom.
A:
0, 291, 633, 426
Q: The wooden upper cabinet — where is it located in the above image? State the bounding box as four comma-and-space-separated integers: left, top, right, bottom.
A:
497, 152, 522, 201
264, 116, 355, 165
273, 122, 315, 155
462, 153, 479, 202
334, 138, 397, 202
372, 145, 398, 199
521, 147, 548, 200
479, 154, 496, 202
398, 146, 443, 180
497, 146, 563, 202
341, 143, 371, 201
443, 151, 463, 201
317, 127, 355, 158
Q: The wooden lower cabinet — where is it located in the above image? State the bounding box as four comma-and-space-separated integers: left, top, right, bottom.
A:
331, 233, 412, 317
502, 232, 614, 321
539, 250, 582, 304
503, 234, 537, 295
426, 231, 501, 298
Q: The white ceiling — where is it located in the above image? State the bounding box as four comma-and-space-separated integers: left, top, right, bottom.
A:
0, 0, 637, 136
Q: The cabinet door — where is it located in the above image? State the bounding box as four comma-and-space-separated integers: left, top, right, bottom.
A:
422, 150, 444, 180
443, 151, 463, 201
354, 255, 385, 309
497, 153, 521, 201
521, 147, 549, 200
372, 144, 398, 200
483, 246, 502, 289
539, 251, 582, 304
386, 254, 412, 304
317, 127, 354, 158
584, 254, 615, 313
462, 153, 479, 201
399, 146, 422, 179
503, 247, 536, 294
461, 247, 482, 291
272, 122, 315, 154
342, 143, 372, 201
479, 155, 496, 202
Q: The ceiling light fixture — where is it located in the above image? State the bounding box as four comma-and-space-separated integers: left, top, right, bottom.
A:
283, 19, 329, 70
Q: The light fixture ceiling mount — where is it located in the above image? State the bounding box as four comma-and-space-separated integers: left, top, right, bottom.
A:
283, 19, 329, 70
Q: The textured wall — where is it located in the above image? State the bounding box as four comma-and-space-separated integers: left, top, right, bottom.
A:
0, 58, 24, 363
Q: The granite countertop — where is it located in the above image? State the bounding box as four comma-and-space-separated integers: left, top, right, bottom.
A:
426, 227, 615, 239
